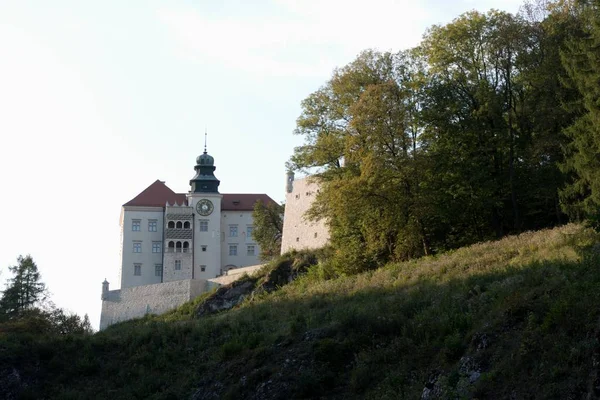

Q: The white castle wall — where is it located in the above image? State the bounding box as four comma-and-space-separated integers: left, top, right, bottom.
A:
100, 279, 207, 330
221, 210, 261, 271
120, 206, 164, 288
281, 177, 330, 254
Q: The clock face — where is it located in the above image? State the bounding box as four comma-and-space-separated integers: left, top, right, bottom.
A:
196, 199, 214, 216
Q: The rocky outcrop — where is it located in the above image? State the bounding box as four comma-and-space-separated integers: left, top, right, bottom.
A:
195, 252, 319, 318
254, 252, 316, 295
421, 331, 490, 400
196, 278, 258, 317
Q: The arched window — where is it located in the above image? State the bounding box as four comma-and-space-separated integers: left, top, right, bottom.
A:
176, 221, 183, 229
168, 241, 175, 252
183, 242, 189, 253
176, 241, 182, 252
184, 221, 190, 229
168, 221, 175, 229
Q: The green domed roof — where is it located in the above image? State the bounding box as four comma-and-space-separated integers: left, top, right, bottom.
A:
190, 148, 220, 193
196, 151, 214, 166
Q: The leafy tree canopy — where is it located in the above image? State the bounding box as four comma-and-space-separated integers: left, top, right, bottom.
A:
252, 200, 285, 261
289, 1, 587, 273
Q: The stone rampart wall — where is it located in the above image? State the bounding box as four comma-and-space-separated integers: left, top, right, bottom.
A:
100, 279, 207, 330
207, 264, 265, 287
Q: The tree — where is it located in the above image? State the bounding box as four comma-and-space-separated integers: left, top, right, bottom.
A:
291, 49, 434, 272
0, 255, 47, 320
252, 200, 284, 261
559, 0, 600, 222
48, 308, 93, 335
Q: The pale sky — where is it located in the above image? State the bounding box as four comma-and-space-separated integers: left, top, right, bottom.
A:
0, 0, 523, 329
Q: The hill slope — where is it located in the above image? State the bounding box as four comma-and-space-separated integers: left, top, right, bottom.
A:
2, 224, 600, 399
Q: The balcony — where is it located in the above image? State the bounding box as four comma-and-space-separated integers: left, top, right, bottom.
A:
165, 248, 191, 253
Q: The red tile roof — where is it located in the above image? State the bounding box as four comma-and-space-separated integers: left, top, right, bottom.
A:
221, 193, 277, 211
123, 180, 186, 207
123, 180, 277, 211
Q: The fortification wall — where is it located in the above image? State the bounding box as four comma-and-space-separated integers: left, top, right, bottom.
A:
207, 264, 265, 287
281, 177, 330, 254
100, 279, 207, 330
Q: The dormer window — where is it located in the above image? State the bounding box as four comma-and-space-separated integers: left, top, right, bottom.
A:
233, 200, 240, 206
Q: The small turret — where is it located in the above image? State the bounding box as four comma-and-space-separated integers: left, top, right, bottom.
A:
101, 279, 109, 300
286, 170, 295, 193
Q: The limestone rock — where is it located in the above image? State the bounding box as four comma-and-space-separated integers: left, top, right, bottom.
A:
196, 279, 257, 317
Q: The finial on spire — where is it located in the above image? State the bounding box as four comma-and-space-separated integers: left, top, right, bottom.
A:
204, 127, 207, 154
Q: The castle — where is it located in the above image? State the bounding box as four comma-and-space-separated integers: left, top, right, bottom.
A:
99, 146, 276, 329
100, 147, 329, 330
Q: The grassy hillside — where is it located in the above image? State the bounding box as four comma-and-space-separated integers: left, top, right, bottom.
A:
3, 224, 600, 399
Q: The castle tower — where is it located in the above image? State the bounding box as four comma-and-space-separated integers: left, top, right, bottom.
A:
163, 199, 194, 282
187, 139, 223, 279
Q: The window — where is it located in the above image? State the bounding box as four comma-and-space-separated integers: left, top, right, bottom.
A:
132, 219, 141, 231
175, 260, 181, 270
246, 226, 254, 238
184, 221, 190, 229
229, 245, 238, 256
155, 264, 162, 277
168, 221, 175, 229
133, 242, 142, 253
200, 265, 206, 272
247, 245, 255, 256
201, 245, 207, 252
229, 225, 238, 237
134, 264, 141, 276
183, 242, 189, 253
148, 220, 157, 232
296, 237, 299, 242
314, 232, 318, 238
152, 242, 161, 253
199, 220, 208, 232
176, 221, 183, 229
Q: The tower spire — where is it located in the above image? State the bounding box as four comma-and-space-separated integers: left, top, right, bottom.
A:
190, 129, 220, 193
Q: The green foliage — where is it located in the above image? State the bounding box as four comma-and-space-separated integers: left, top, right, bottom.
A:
251, 200, 284, 261
559, 0, 600, 221
288, 4, 591, 273
0, 255, 47, 319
